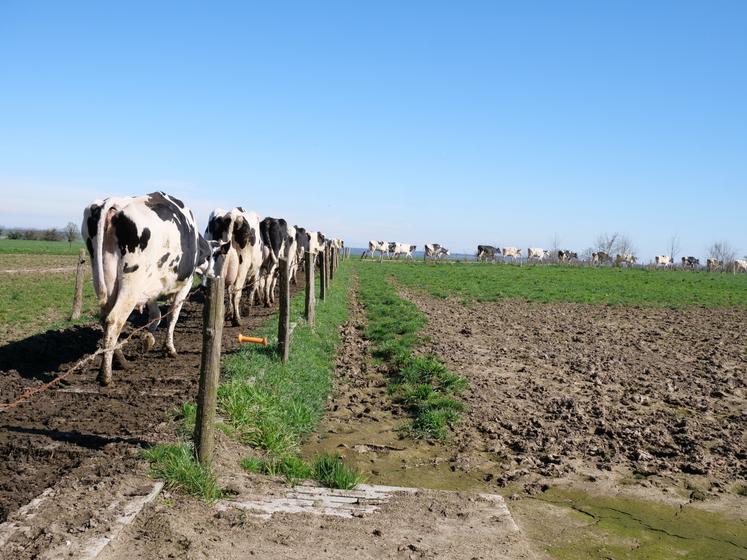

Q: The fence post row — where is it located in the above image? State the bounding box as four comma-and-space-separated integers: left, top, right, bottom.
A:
304, 250, 316, 327
195, 274, 225, 468
277, 258, 291, 363
70, 248, 86, 320
329, 245, 335, 281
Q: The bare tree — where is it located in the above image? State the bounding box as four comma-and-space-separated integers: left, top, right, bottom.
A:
594, 232, 618, 255
64, 222, 79, 247
614, 234, 635, 256
668, 234, 680, 261
707, 240, 736, 266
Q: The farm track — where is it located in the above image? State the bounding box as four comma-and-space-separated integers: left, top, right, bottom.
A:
0, 275, 305, 527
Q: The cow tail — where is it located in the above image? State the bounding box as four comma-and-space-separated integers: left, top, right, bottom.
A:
94, 199, 119, 306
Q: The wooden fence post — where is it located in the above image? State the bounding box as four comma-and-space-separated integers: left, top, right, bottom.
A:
320, 247, 328, 300
277, 258, 291, 363
304, 251, 316, 327
195, 274, 225, 468
70, 248, 86, 320
329, 246, 335, 281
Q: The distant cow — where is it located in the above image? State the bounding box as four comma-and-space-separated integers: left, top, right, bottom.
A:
681, 256, 700, 269
391, 243, 416, 259
362, 240, 389, 259
592, 251, 612, 265
706, 258, 721, 272
654, 255, 673, 267
258, 217, 296, 306
615, 253, 637, 267
501, 247, 522, 262
83, 192, 226, 385
558, 250, 578, 263
527, 247, 549, 262
476, 245, 498, 261
733, 259, 747, 273
205, 207, 262, 326
424, 243, 449, 260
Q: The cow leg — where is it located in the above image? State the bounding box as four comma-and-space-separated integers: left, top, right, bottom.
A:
99, 295, 137, 385
164, 282, 192, 358
143, 300, 161, 352
230, 286, 242, 327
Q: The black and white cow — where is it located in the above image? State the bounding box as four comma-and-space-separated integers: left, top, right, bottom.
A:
424, 243, 449, 260
205, 207, 262, 326
390, 243, 416, 259
82, 192, 225, 385
258, 217, 297, 306
501, 247, 522, 262
558, 250, 578, 263
615, 253, 637, 267
527, 248, 549, 262
592, 251, 612, 265
477, 245, 498, 261
681, 256, 700, 269
362, 240, 389, 259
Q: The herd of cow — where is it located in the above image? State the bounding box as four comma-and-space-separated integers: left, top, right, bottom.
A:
363, 241, 747, 273
81, 191, 343, 385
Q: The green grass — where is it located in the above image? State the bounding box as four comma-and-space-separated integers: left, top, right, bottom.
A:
220, 262, 361, 487
361, 260, 747, 308
143, 443, 221, 501
241, 452, 364, 489
0, 239, 86, 255
355, 262, 468, 440
0, 270, 98, 344
311, 453, 365, 490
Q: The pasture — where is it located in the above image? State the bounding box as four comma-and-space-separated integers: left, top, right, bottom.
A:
1, 254, 745, 559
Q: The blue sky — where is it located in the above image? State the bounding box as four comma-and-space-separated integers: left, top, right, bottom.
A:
1, 1, 745, 259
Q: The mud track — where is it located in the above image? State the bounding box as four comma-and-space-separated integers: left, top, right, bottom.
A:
402, 290, 747, 491
0, 277, 304, 524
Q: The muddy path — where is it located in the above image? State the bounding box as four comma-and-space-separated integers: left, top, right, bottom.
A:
400, 289, 747, 495
0, 275, 304, 525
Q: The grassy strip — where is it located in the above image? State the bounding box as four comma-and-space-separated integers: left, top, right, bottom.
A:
143, 443, 221, 501
241, 452, 364, 490
0, 239, 86, 255
355, 262, 468, 440
361, 260, 747, 308
220, 262, 364, 487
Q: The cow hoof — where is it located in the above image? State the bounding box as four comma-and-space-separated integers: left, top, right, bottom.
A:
142, 332, 156, 352
114, 349, 131, 370
232, 317, 242, 327
97, 372, 112, 386
166, 348, 178, 358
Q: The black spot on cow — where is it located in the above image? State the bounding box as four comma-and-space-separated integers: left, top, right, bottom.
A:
207, 215, 230, 242
86, 203, 102, 242
86, 238, 94, 259
237, 206, 245, 212
158, 252, 170, 267
197, 235, 211, 266
123, 263, 139, 273
234, 217, 252, 249
145, 192, 196, 281
112, 212, 151, 254
238, 254, 243, 265
294, 227, 310, 253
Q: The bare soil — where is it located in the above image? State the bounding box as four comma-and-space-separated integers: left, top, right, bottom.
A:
402, 290, 747, 495
0, 276, 301, 539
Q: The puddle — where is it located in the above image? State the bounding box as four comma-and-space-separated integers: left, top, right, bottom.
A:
302, 413, 493, 492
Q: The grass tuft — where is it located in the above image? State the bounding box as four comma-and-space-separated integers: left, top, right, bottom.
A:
143, 443, 221, 501
312, 453, 365, 490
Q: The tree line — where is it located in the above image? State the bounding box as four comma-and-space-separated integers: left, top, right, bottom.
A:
1, 222, 80, 245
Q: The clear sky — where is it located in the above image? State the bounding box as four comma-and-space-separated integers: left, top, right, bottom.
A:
1, 1, 745, 260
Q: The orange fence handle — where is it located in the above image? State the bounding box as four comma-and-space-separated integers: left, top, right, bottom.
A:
238, 334, 268, 346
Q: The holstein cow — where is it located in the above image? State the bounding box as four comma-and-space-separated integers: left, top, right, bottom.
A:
654, 255, 673, 267
591, 251, 612, 265
734, 259, 747, 273
424, 243, 449, 260
293, 227, 326, 281
476, 245, 498, 261
362, 240, 389, 259
558, 250, 578, 263
258, 218, 297, 306
706, 258, 721, 272
615, 253, 637, 267
391, 243, 417, 259
501, 247, 522, 263
82, 192, 226, 385
681, 256, 700, 269
527, 247, 549, 262
205, 207, 262, 326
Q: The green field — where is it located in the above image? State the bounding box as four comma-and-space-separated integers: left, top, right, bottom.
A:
0, 239, 86, 255
358, 261, 747, 308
